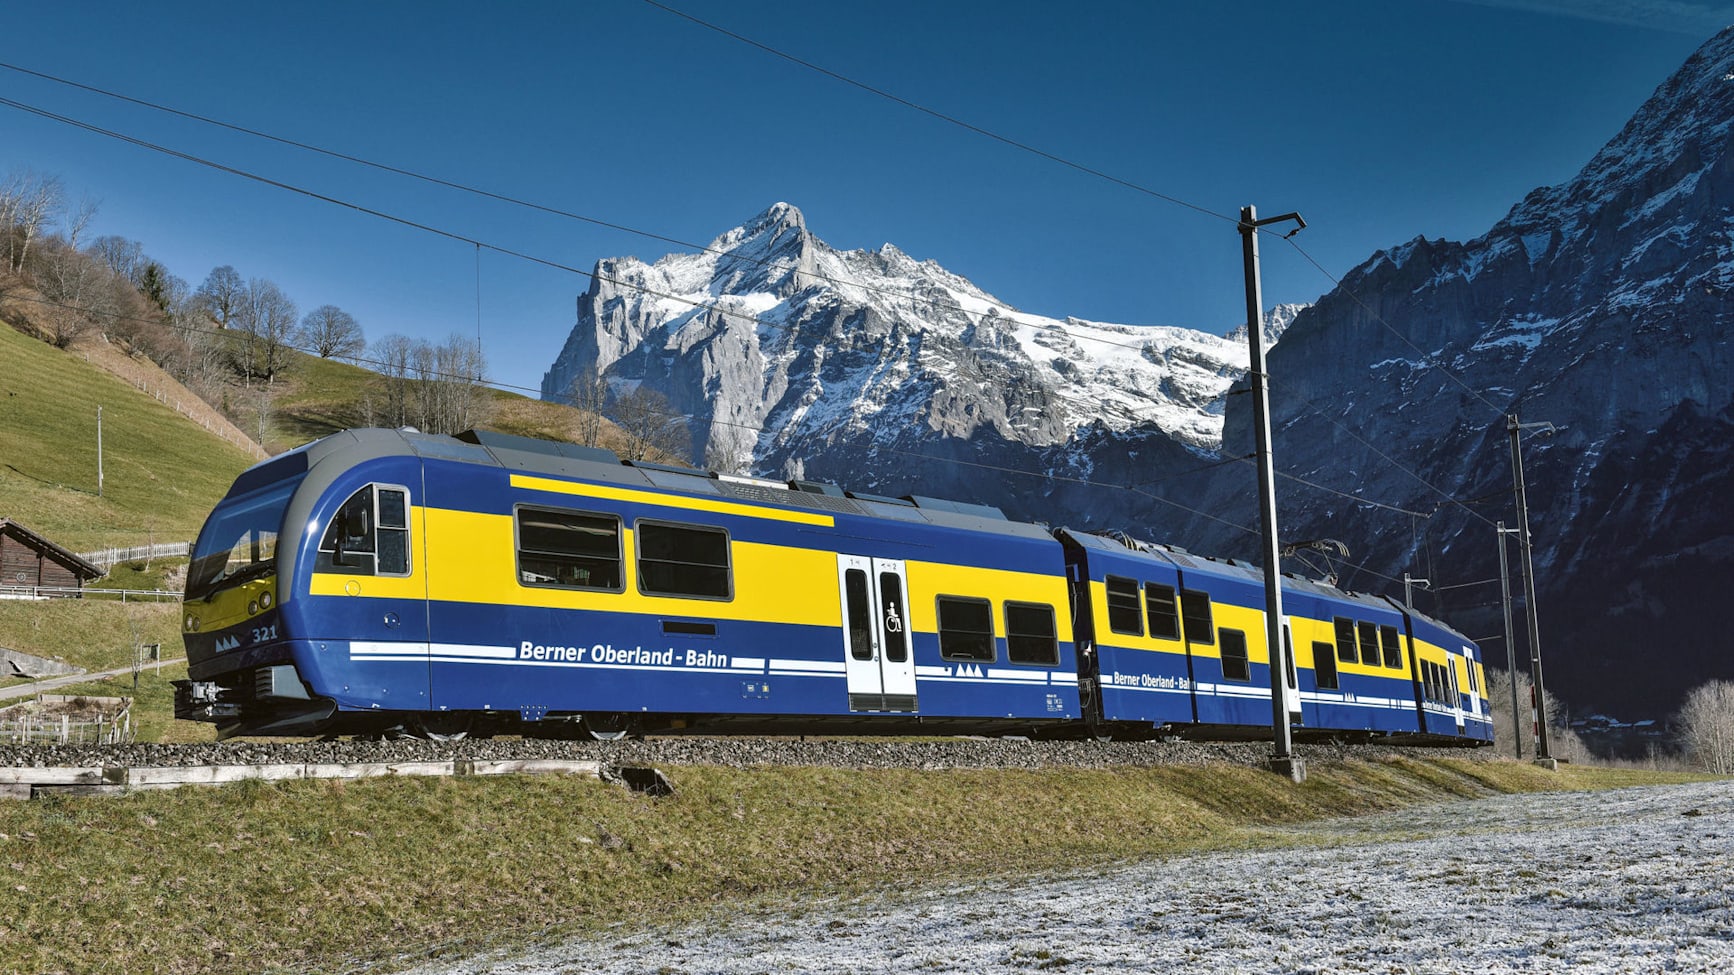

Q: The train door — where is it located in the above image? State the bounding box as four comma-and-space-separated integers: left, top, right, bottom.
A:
1281, 619, 1302, 725
838, 555, 918, 713
1448, 650, 1466, 734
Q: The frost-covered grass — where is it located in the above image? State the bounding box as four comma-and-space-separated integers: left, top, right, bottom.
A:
0, 755, 1707, 974
418, 776, 1734, 975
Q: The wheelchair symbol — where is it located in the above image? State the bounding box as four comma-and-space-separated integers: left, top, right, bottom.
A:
884, 603, 903, 634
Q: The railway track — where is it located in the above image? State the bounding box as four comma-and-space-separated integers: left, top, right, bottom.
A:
0, 735, 1480, 776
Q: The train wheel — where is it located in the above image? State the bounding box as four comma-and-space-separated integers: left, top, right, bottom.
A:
582, 712, 634, 741
411, 713, 473, 741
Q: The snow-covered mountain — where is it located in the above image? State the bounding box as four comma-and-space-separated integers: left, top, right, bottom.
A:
1179, 25, 1734, 722
543, 203, 1297, 481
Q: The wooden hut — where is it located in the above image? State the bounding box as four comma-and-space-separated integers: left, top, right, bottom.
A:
0, 519, 105, 596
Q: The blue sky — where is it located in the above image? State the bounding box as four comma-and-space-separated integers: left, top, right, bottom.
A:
1, 1, 1723, 396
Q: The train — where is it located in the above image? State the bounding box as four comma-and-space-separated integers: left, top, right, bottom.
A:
175, 427, 1494, 745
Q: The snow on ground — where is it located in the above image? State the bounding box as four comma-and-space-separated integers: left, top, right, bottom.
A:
408, 780, 1734, 974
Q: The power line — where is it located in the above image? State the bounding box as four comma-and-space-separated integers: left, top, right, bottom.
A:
0, 88, 1475, 549
0, 60, 1205, 360
637, 0, 1239, 229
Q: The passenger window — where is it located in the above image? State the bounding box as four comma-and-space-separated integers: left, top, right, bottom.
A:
319, 483, 411, 577
636, 521, 731, 599
1312, 640, 1339, 690
1220, 628, 1250, 682
1357, 621, 1380, 667
1180, 590, 1214, 645
1334, 617, 1357, 664
1380, 625, 1403, 669
1105, 576, 1143, 636
937, 596, 995, 662
1145, 583, 1181, 640
1005, 602, 1059, 666
517, 506, 622, 591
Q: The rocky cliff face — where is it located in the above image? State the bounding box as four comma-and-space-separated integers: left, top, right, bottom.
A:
542, 203, 1294, 495
1183, 26, 1734, 720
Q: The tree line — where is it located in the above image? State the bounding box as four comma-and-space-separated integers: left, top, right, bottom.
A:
1, 167, 488, 441
1484, 667, 1734, 773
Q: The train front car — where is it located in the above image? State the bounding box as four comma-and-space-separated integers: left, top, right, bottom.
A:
178, 429, 428, 737
179, 427, 1085, 740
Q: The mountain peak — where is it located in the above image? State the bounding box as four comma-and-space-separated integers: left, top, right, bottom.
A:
703, 203, 820, 296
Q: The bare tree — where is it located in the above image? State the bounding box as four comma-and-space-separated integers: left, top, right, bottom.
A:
431, 333, 488, 433
32, 237, 119, 348
297, 304, 365, 359
194, 265, 245, 330
0, 170, 64, 272
165, 295, 230, 399
65, 195, 99, 249
609, 386, 690, 462
370, 332, 418, 428
1676, 679, 1734, 774
87, 235, 146, 284
232, 277, 297, 382
567, 366, 609, 448
1482, 665, 1592, 763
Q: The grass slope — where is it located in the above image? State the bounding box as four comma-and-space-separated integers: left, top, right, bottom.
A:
263, 352, 606, 453
0, 758, 1713, 975
0, 323, 258, 552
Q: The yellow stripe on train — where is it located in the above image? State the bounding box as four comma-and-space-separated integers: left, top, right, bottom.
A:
508, 473, 836, 527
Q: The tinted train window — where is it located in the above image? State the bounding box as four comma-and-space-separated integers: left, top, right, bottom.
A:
516, 506, 622, 591
636, 521, 731, 599
938, 596, 994, 662
1220, 628, 1250, 682
1334, 617, 1357, 664
1380, 625, 1403, 669
319, 484, 410, 577
1313, 640, 1339, 690
1145, 583, 1181, 640
1180, 590, 1214, 645
1105, 576, 1142, 636
1005, 602, 1059, 666
1357, 621, 1380, 667
845, 569, 872, 661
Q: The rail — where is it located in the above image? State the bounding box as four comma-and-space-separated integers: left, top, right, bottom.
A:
0, 585, 182, 602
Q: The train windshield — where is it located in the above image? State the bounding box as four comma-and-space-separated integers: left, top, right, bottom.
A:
185, 476, 304, 600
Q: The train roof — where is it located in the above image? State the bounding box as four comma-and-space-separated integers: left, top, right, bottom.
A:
257, 427, 1053, 543
1057, 527, 1478, 645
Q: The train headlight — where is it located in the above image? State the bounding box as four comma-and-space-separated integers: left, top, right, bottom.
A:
185, 615, 200, 632
248, 600, 259, 615
260, 591, 273, 610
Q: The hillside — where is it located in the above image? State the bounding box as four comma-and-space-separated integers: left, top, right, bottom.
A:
0, 318, 260, 552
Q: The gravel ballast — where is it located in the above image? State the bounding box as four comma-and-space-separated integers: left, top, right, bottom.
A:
0, 735, 1473, 772
396, 779, 1734, 975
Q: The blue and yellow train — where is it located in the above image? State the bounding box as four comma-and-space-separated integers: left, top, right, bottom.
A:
175, 427, 1494, 745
